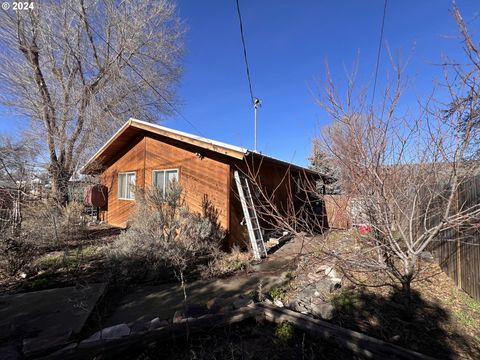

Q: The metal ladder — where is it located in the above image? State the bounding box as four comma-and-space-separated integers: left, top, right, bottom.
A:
234, 170, 267, 260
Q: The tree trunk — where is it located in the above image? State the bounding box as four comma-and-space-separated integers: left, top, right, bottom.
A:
51, 167, 71, 205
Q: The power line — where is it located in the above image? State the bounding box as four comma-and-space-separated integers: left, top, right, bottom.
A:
372, 0, 388, 106
65, 2, 204, 137
235, 0, 255, 105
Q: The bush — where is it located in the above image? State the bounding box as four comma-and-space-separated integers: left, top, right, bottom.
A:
109, 184, 224, 295
0, 234, 36, 276
200, 246, 251, 279
22, 200, 87, 246
275, 321, 295, 342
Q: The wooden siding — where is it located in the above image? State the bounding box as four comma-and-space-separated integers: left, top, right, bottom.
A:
228, 155, 327, 249
100, 133, 230, 230
101, 136, 146, 227
144, 135, 230, 230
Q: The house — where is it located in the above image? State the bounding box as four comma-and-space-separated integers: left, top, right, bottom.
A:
81, 118, 328, 257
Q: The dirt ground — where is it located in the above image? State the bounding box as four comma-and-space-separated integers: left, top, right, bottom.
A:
291, 230, 480, 360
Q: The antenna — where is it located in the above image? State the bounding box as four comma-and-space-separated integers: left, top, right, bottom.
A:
253, 97, 261, 152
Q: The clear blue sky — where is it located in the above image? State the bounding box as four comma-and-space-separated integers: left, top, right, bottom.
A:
1, 0, 479, 166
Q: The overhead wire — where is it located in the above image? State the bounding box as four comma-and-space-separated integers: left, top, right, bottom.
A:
235, 0, 255, 105
372, 0, 388, 106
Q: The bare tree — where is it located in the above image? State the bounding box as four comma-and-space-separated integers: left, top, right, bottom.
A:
0, 134, 38, 234
239, 3, 480, 316
0, 0, 185, 204
313, 6, 480, 314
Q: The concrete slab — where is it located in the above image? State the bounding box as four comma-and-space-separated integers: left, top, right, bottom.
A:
0, 283, 106, 343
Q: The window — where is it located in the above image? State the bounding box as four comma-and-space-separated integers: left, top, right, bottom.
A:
153, 169, 179, 197
118, 172, 136, 200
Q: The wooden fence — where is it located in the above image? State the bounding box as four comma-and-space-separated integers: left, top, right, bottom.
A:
428, 176, 480, 301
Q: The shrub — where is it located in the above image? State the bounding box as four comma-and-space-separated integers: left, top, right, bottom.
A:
275, 321, 295, 342
0, 234, 36, 276
21, 200, 87, 246
200, 246, 251, 279
109, 183, 224, 297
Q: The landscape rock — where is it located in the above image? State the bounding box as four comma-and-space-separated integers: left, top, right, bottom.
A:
329, 277, 342, 291
291, 300, 309, 314
419, 251, 434, 262
149, 317, 169, 330
309, 302, 335, 320
273, 299, 284, 307
233, 297, 254, 309
263, 298, 273, 306
130, 320, 150, 333
324, 266, 338, 279
172, 310, 186, 323
83, 324, 130, 342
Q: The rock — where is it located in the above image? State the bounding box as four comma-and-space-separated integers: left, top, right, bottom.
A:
150, 317, 169, 330
307, 272, 323, 281
419, 251, 434, 262
324, 266, 338, 278
273, 299, 284, 307
130, 320, 150, 333
309, 303, 335, 320
390, 334, 401, 342
288, 300, 309, 314
316, 265, 329, 273
173, 310, 186, 323
233, 297, 254, 309
263, 298, 273, 305
207, 297, 234, 314
83, 324, 130, 342
329, 277, 342, 291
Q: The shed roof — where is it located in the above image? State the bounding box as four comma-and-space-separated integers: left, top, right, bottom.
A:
80, 118, 319, 177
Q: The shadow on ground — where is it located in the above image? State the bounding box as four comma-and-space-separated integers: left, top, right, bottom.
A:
331, 287, 480, 359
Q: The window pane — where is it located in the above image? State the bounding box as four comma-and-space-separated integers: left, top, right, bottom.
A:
153, 171, 165, 196
166, 170, 178, 195
127, 173, 136, 199
118, 173, 126, 198
166, 170, 178, 184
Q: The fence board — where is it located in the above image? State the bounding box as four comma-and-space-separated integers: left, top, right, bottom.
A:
428, 175, 480, 301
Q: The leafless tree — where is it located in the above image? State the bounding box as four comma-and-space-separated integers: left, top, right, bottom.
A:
241, 3, 480, 315
0, 0, 185, 204
0, 134, 38, 234
310, 4, 480, 314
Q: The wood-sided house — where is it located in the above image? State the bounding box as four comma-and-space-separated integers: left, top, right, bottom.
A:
81, 118, 327, 258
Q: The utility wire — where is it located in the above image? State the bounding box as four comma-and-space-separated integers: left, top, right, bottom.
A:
235, 0, 255, 105
65, 2, 205, 137
372, 0, 388, 106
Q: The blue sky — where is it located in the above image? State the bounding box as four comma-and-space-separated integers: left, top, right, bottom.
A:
1, 0, 479, 166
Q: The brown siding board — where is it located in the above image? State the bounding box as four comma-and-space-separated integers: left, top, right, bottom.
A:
101, 133, 230, 231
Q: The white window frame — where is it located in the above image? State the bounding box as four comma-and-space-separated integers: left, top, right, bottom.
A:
152, 168, 179, 197
118, 171, 136, 200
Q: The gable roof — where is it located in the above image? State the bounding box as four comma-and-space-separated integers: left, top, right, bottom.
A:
81, 118, 319, 177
